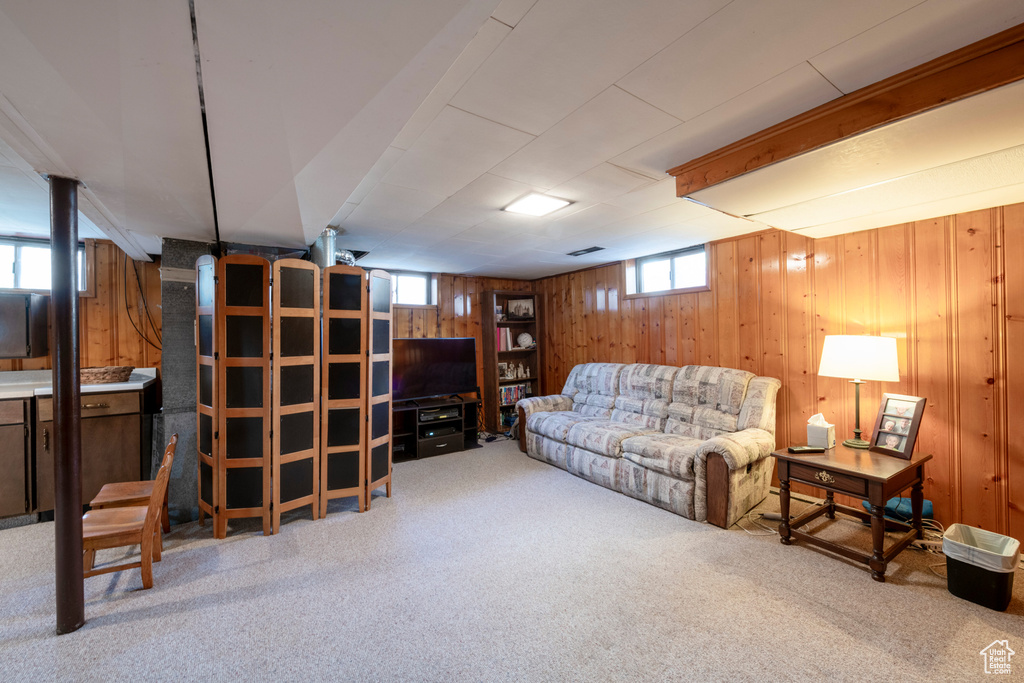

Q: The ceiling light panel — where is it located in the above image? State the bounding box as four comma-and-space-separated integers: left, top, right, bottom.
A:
504, 192, 571, 216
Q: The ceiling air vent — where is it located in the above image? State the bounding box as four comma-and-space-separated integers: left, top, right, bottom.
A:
567, 246, 604, 257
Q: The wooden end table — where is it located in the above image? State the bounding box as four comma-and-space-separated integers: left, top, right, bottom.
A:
775, 445, 931, 582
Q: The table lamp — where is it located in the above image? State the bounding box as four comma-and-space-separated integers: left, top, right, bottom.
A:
817, 335, 899, 448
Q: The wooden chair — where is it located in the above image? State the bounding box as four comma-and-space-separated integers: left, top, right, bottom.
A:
82, 434, 177, 590
89, 439, 175, 533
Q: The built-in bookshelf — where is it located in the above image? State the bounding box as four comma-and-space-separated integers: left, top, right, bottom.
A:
481, 290, 542, 433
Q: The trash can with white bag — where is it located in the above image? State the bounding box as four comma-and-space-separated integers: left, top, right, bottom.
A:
943, 523, 1020, 611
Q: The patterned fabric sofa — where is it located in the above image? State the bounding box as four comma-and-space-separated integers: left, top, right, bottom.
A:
516, 363, 781, 528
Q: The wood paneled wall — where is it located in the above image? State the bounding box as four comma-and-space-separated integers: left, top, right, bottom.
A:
0, 241, 162, 373
393, 275, 533, 433
535, 205, 1024, 541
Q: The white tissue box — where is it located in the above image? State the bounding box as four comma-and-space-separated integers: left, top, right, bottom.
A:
807, 424, 836, 449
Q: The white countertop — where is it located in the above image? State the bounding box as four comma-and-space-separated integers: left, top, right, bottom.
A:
0, 368, 158, 400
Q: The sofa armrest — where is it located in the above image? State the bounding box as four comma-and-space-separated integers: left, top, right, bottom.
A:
516, 394, 573, 419
696, 428, 776, 470
696, 428, 776, 528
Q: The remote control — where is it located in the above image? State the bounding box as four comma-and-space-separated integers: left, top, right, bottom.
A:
788, 445, 826, 454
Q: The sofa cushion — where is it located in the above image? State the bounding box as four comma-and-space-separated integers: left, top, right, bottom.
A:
621, 433, 701, 481
665, 366, 754, 437
527, 411, 601, 442
561, 363, 625, 418
610, 364, 680, 429
565, 421, 659, 458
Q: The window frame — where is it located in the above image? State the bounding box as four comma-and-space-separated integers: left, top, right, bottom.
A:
623, 244, 710, 299
389, 270, 437, 308
0, 236, 96, 297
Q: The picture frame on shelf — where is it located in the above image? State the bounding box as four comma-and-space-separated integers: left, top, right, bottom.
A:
495, 305, 505, 322
506, 298, 534, 320
869, 394, 926, 459
498, 362, 508, 379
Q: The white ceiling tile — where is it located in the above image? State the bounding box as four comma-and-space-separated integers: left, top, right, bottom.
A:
448, 172, 534, 207
603, 199, 714, 235
343, 182, 446, 233
690, 79, 1024, 217
545, 203, 635, 235
451, 0, 729, 135
391, 18, 511, 151
197, 0, 496, 244
616, 0, 917, 121
490, 87, 680, 188
612, 63, 840, 178
549, 163, 655, 204
344, 146, 405, 207
810, 0, 1024, 94
490, 0, 538, 27
383, 106, 533, 197
604, 178, 681, 213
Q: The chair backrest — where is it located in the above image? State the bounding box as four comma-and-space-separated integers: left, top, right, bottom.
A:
143, 434, 177, 538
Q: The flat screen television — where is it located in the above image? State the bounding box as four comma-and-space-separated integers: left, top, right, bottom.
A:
392, 337, 477, 402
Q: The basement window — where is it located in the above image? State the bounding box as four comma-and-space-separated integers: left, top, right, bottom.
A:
624, 245, 709, 298
390, 270, 437, 306
0, 237, 89, 293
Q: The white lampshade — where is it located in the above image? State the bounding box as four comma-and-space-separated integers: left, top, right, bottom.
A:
818, 335, 899, 382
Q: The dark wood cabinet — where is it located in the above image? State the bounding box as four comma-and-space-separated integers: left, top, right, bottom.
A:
34, 391, 142, 512
392, 397, 478, 459
0, 399, 30, 517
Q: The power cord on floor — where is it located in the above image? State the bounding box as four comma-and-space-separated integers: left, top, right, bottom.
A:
736, 509, 776, 536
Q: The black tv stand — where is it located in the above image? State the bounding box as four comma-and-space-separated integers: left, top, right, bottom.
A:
392, 396, 480, 460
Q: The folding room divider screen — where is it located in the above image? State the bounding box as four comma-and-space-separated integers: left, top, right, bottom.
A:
365, 269, 393, 509
320, 264, 368, 513
195, 257, 392, 538
272, 259, 321, 534
196, 254, 272, 539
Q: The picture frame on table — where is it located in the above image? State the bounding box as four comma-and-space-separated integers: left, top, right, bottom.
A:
869, 394, 927, 459
506, 298, 534, 320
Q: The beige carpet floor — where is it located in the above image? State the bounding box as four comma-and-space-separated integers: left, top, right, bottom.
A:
1, 438, 1021, 681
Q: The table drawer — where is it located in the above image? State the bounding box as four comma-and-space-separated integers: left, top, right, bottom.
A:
0, 400, 25, 425
788, 462, 867, 497
38, 391, 139, 422
418, 434, 461, 456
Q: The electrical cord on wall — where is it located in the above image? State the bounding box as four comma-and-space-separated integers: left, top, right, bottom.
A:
123, 254, 161, 351
132, 258, 161, 345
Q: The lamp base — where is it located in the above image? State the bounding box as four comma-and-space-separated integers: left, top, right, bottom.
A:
843, 438, 870, 449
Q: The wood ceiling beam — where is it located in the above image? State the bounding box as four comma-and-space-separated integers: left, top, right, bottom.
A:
667, 22, 1024, 197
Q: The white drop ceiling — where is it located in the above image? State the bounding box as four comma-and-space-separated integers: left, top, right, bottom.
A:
0, 0, 1022, 277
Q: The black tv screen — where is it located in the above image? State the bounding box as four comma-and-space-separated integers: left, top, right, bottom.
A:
392, 337, 477, 402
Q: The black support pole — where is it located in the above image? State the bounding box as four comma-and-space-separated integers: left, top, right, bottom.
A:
49, 175, 84, 635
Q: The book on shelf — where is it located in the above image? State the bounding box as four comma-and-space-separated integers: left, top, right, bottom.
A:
498, 382, 531, 407
497, 326, 514, 351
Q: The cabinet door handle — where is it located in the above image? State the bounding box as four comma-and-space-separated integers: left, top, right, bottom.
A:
435, 443, 448, 448
82, 403, 110, 410
42, 428, 49, 451
815, 471, 836, 485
